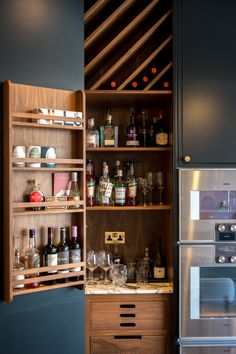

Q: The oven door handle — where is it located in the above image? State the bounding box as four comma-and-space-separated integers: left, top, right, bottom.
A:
190, 266, 200, 319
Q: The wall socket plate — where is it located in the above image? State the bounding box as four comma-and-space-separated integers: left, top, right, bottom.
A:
105, 231, 125, 244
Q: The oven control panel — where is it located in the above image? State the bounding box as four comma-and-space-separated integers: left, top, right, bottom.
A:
215, 224, 236, 263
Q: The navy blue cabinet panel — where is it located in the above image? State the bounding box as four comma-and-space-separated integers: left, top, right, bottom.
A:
175, 0, 236, 166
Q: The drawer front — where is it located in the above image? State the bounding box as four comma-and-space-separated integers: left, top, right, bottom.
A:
91, 335, 165, 354
90, 301, 165, 331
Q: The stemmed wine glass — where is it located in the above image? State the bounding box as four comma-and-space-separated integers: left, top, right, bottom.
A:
156, 171, 165, 205
86, 250, 98, 285
98, 250, 113, 284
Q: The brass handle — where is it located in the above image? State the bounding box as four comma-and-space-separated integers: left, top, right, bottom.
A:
183, 155, 191, 162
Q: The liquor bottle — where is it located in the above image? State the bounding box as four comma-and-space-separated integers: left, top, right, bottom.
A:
69, 226, 81, 281
68, 172, 80, 209
114, 169, 126, 206
147, 116, 156, 147
86, 159, 96, 206
99, 110, 118, 147
153, 238, 165, 280
57, 227, 69, 283
155, 111, 168, 146
96, 162, 113, 205
86, 117, 99, 147
43, 227, 58, 285
128, 81, 138, 90
138, 111, 147, 147
13, 237, 25, 289
125, 108, 139, 147
24, 229, 40, 288
126, 160, 137, 206
143, 246, 151, 280
24, 179, 45, 210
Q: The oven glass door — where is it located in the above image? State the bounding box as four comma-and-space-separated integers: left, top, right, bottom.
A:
180, 245, 236, 338
181, 346, 236, 354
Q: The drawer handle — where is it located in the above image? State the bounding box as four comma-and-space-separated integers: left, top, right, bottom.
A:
120, 313, 136, 318
120, 304, 136, 308
114, 335, 142, 340
120, 323, 136, 327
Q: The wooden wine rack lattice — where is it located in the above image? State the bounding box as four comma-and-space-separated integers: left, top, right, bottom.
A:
85, 0, 172, 90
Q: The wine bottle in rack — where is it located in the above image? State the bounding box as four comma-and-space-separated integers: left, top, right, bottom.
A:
57, 227, 70, 283
69, 226, 81, 281
43, 227, 58, 285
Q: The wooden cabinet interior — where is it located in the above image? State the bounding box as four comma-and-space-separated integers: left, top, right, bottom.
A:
3, 81, 86, 302
85, 90, 173, 281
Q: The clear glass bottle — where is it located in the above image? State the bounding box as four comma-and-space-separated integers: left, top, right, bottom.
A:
125, 108, 139, 147
24, 229, 40, 288
138, 111, 147, 147
43, 227, 58, 285
24, 179, 45, 210
99, 110, 118, 147
86, 117, 99, 147
69, 225, 81, 281
153, 237, 165, 280
68, 172, 80, 209
126, 160, 137, 206
86, 159, 96, 206
96, 162, 113, 206
57, 227, 69, 283
114, 169, 126, 206
13, 236, 25, 290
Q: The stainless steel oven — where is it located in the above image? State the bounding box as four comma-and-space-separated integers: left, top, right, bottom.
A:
179, 169, 236, 351
179, 169, 236, 243
180, 343, 236, 354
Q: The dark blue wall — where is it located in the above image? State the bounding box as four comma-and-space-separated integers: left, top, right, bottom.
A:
0, 1, 85, 354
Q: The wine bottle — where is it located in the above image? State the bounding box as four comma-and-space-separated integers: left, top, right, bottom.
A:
69, 226, 81, 281
126, 160, 137, 206
24, 229, 40, 288
125, 108, 139, 147
99, 110, 118, 147
155, 111, 168, 146
57, 227, 70, 283
43, 227, 58, 285
138, 111, 147, 147
153, 238, 165, 280
86, 117, 99, 148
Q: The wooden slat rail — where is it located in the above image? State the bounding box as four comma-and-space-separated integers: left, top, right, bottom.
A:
13, 280, 84, 296
12, 112, 83, 124
89, 9, 172, 89
85, 0, 136, 50
144, 62, 173, 90
11, 158, 84, 165
13, 262, 84, 275
12, 200, 84, 208
85, 0, 160, 75
118, 35, 172, 89
84, 0, 110, 26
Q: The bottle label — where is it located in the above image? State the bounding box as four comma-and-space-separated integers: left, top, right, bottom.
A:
105, 182, 113, 197
86, 136, 96, 144
69, 249, 81, 271
156, 132, 168, 145
126, 140, 139, 146
58, 250, 69, 274
29, 191, 44, 203
154, 267, 165, 279
104, 139, 115, 146
115, 187, 126, 204
46, 254, 58, 274
86, 181, 95, 197
127, 182, 137, 197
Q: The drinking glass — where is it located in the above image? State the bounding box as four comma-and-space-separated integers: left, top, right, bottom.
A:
98, 250, 113, 284
86, 250, 98, 285
110, 264, 127, 287
156, 171, 165, 205
147, 171, 154, 205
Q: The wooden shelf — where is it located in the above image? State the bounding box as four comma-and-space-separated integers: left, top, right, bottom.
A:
86, 205, 171, 211
13, 167, 84, 172
12, 121, 83, 130
13, 280, 84, 296
12, 157, 84, 165
87, 147, 171, 152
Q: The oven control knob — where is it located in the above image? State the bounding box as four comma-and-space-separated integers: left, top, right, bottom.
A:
217, 255, 226, 263
230, 224, 236, 232
230, 256, 236, 263
218, 224, 226, 232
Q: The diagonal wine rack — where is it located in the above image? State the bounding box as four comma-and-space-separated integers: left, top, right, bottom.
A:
85, 0, 172, 90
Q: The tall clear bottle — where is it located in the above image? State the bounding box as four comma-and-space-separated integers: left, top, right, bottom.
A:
24, 229, 40, 288
69, 226, 81, 281
57, 227, 70, 283
86, 159, 96, 206
96, 162, 113, 206
86, 117, 99, 147
99, 110, 118, 147
43, 227, 58, 285
68, 172, 80, 209
13, 236, 25, 289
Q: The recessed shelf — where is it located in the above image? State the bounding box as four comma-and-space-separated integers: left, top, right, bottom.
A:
86, 205, 171, 211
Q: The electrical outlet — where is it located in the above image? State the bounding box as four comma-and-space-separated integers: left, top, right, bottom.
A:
105, 231, 125, 244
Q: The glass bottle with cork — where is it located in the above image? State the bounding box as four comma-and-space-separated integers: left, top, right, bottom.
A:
96, 162, 113, 206
86, 159, 96, 206
68, 172, 80, 209
126, 160, 137, 206
69, 225, 81, 281
86, 117, 99, 147
153, 237, 165, 280
24, 229, 40, 288
114, 169, 126, 206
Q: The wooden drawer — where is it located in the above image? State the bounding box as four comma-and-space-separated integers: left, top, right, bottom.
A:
89, 301, 165, 331
91, 335, 165, 354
